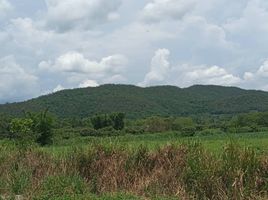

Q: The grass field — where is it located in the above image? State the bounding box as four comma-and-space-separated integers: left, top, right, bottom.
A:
1, 131, 268, 200
46, 131, 268, 156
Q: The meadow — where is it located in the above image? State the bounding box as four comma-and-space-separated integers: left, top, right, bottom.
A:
47, 131, 268, 156
1, 131, 268, 200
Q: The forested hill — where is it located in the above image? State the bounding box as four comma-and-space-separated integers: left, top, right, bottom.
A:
1, 84, 268, 118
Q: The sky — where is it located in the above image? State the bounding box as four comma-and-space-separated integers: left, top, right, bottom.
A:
1, 0, 268, 103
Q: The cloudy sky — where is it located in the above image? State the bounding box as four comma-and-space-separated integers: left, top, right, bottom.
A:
1, 0, 268, 103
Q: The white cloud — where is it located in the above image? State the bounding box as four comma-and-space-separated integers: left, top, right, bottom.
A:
242, 59, 268, 91
141, 0, 196, 23
1, 0, 268, 103
0, 56, 39, 102
139, 48, 170, 86
40, 51, 128, 75
79, 80, 99, 88
53, 84, 65, 93
45, 0, 122, 32
256, 60, 268, 77
243, 72, 254, 81
0, 0, 12, 17
183, 65, 242, 86
141, 48, 242, 87
39, 52, 128, 89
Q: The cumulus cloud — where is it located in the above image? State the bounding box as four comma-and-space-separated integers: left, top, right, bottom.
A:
182, 65, 242, 86
39, 51, 127, 75
242, 59, 268, 91
2, 0, 268, 103
141, 0, 196, 23
141, 48, 242, 87
139, 49, 170, 86
45, 0, 122, 32
0, 56, 39, 102
256, 60, 268, 77
79, 80, 99, 88
39, 52, 128, 90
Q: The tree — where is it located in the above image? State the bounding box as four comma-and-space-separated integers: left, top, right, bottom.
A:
0, 114, 11, 139
10, 118, 35, 150
110, 113, 125, 130
91, 114, 112, 130
91, 113, 125, 130
26, 110, 54, 146
144, 116, 172, 133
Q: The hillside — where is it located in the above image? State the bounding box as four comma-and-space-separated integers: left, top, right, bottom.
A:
1, 84, 268, 118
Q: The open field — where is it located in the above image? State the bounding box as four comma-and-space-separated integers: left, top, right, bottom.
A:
45, 131, 268, 156
1, 131, 268, 200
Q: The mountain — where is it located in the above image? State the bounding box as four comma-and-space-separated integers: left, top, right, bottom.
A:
1, 84, 268, 118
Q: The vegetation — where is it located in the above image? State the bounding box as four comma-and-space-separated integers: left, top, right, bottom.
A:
1, 84, 268, 118
0, 141, 267, 199
1, 85, 268, 199
91, 113, 125, 130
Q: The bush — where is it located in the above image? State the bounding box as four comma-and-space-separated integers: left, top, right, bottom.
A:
144, 117, 172, 133
181, 126, 196, 137
97, 126, 123, 137
9, 118, 35, 150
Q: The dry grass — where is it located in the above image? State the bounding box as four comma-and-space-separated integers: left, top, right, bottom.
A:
0, 142, 267, 200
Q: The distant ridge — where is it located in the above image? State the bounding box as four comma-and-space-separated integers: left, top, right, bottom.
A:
1, 84, 268, 118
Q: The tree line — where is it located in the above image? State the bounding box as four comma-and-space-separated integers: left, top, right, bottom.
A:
0, 110, 268, 147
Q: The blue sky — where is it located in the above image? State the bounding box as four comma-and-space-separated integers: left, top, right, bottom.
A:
1, 0, 268, 103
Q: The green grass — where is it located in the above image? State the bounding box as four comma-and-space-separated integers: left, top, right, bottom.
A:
45, 131, 268, 156
1, 132, 268, 200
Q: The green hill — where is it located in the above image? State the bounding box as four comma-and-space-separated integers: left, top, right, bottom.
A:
1, 84, 268, 118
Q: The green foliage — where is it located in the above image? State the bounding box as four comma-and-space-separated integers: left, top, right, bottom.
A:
91, 113, 125, 131
110, 113, 125, 130
36, 175, 88, 199
8, 166, 32, 195
144, 116, 172, 133
10, 118, 35, 149
26, 110, 54, 146
9, 110, 54, 147
0, 114, 11, 139
2, 84, 268, 119
91, 114, 113, 130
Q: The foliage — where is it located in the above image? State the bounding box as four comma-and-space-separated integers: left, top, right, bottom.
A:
0, 114, 11, 139
110, 113, 125, 130
0, 142, 267, 199
8, 110, 54, 147
26, 110, 54, 146
1, 84, 268, 119
91, 113, 125, 130
9, 118, 35, 149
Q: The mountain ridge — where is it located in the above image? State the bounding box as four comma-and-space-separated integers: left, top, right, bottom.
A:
1, 84, 268, 118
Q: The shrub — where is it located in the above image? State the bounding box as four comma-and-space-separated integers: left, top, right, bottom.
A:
97, 126, 123, 137
9, 118, 35, 151
181, 126, 196, 137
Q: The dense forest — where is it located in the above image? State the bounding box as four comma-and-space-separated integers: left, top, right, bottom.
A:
1, 84, 268, 119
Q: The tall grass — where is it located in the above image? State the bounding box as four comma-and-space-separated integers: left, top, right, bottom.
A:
0, 142, 267, 199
